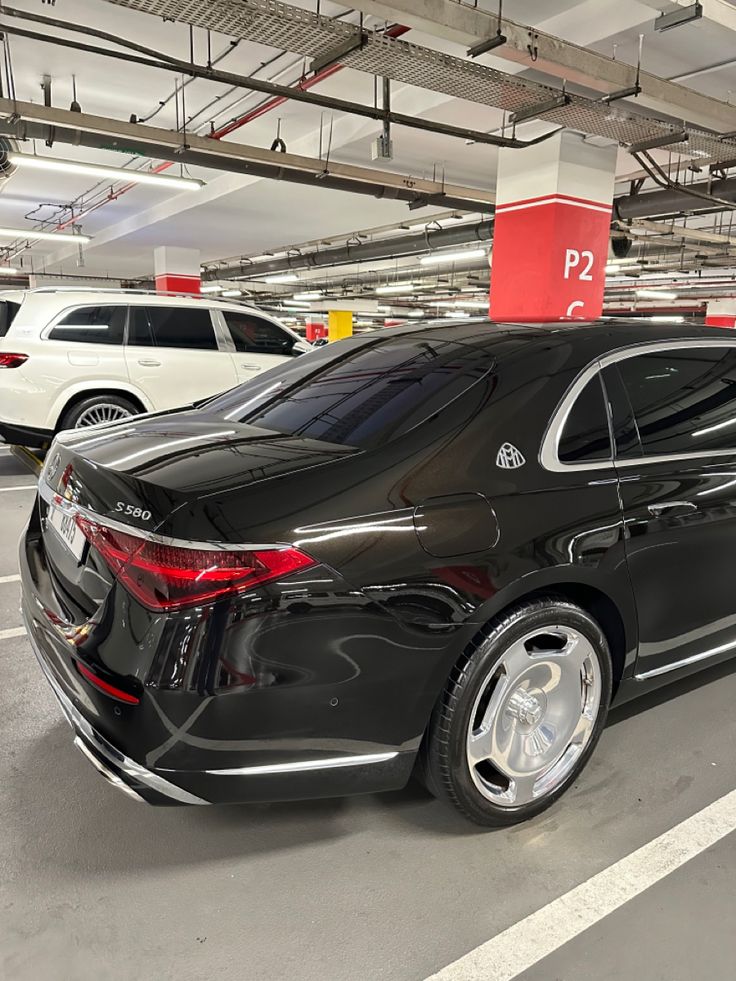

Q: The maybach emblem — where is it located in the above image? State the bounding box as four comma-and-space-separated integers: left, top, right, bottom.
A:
496, 443, 526, 469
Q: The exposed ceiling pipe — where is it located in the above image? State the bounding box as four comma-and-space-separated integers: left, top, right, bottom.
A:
203, 221, 493, 280
0, 13, 409, 235
614, 176, 736, 219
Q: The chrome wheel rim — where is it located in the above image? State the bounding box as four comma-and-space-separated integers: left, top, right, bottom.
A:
466, 626, 602, 808
75, 403, 134, 428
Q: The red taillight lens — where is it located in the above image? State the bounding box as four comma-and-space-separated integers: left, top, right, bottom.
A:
76, 517, 316, 611
76, 661, 140, 704
0, 352, 28, 369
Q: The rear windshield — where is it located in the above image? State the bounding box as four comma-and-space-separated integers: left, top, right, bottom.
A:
0, 300, 21, 338
204, 328, 496, 449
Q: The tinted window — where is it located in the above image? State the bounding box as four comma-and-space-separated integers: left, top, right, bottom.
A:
558, 374, 611, 463
205, 332, 495, 449
617, 347, 736, 457
224, 311, 294, 355
0, 299, 20, 338
48, 305, 125, 345
129, 306, 217, 350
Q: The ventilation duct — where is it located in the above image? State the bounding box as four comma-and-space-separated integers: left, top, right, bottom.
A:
0, 137, 19, 186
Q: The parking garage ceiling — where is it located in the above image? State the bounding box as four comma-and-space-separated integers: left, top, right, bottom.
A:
3, 0, 736, 314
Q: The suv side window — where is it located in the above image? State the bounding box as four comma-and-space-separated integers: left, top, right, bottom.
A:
48, 305, 126, 345
129, 306, 218, 350
0, 299, 20, 338
617, 347, 736, 457
223, 311, 295, 356
558, 373, 612, 463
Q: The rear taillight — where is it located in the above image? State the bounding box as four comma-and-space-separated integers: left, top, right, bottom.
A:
76, 517, 316, 611
0, 352, 28, 368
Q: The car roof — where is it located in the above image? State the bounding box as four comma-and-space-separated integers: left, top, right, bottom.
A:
368, 317, 735, 355
0, 288, 282, 318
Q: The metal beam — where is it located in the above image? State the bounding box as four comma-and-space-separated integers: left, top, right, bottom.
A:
349, 0, 736, 133
631, 218, 736, 248
0, 98, 495, 214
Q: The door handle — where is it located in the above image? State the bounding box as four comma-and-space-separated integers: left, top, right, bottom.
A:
137, 359, 161, 367
647, 501, 698, 516
240, 363, 263, 371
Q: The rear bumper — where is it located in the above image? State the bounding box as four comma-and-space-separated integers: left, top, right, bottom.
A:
26, 615, 206, 805
0, 420, 53, 448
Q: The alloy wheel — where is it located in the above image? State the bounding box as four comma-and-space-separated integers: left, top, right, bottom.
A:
465, 626, 602, 807
75, 403, 134, 428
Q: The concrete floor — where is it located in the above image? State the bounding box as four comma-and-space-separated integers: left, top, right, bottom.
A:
1, 445, 736, 981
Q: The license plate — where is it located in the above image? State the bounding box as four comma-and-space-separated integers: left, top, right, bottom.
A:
48, 504, 86, 562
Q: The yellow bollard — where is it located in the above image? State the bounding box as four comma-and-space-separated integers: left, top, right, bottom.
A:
328, 310, 353, 342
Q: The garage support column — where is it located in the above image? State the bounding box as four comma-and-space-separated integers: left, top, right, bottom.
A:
328, 310, 353, 342
153, 246, 201, 295
705, 300, 736, 328
489, 131, 617, 322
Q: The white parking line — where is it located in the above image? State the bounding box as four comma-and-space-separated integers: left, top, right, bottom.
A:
426, 787, 736, 981
0, 626, 26, 641
0, 574, 20, 584
0, 485, 36, 493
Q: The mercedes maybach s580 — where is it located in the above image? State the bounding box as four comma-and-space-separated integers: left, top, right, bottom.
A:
21, 319, 736, 825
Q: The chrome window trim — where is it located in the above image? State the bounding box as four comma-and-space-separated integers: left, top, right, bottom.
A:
540, 338, 736, 474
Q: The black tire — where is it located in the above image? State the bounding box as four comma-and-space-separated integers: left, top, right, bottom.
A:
420, 597, 612, 827
58, 394, 140, 432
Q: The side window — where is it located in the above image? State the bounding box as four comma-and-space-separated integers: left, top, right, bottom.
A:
617, 347, 736, 457
129, 307, 218, 350
48, 306, 126, 345
223, 311, 295, 356
0, 300, 20, 338
558, 374, 612, 463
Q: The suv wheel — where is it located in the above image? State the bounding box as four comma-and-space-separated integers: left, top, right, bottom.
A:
59, 395, 139, 431
421, 598, 612, 826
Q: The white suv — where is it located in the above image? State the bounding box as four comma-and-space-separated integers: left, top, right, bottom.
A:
0, 289, 310, 446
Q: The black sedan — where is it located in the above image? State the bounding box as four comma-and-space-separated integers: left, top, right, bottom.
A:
20, 319, 736, 825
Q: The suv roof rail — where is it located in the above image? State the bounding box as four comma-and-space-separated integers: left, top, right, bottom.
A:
25, 286, 236, 299
20, 286, 272, 307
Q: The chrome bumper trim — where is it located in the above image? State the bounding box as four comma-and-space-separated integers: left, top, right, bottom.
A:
25, 615, 208, 806
198, 751, 399, 777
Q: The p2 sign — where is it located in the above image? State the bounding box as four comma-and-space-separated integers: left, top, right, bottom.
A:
490, 196, 611, 323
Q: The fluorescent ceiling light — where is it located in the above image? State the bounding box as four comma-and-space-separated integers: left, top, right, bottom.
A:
9, 153, 204, 191
293, 291, 323, 300
650, 315, 685, 323
200, 285, 223, 293
408, 310, 425, 317
608, 258, 641, 266
455, 300, 489, 310
0, 266, 19, 275
222, 289, 242, 297
0, 226, 91, 243
636, 289, 678, 300
420, 249, 487, 266
451, 310, 471, 318
264, 273, 299, 284
283, 301, 310, 309
606, 264, 640, 274
376, 283, 415, 294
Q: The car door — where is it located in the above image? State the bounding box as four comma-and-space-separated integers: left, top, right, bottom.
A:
604, 341, 736, 680
217, 309, 301, 384
44, 304, 129, 421
125, 304, 238, 410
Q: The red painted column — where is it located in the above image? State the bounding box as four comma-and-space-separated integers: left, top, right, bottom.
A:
306, 321, 327, 342
153, 246, 201, 295
489, 132, 616, 322
705, 301, 736, 328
